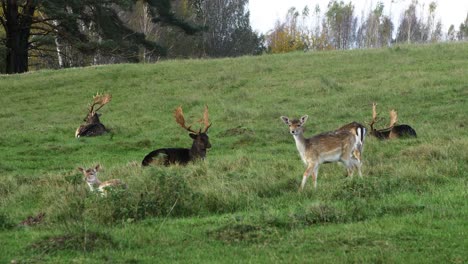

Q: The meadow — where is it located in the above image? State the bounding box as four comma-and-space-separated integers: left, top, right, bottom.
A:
0, 43, 467, 263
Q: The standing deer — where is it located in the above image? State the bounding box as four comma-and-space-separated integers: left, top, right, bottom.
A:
369, 102, 417, 139
142, 105, 212, 166
75, 93, 112, 138
78, 164, 126, 196
281, 115, 362, 190
337, 121, 367, 157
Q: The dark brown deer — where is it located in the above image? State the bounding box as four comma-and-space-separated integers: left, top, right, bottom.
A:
75, 93, 112, 138
142, 105, 212, 166
369, 102, 417, 139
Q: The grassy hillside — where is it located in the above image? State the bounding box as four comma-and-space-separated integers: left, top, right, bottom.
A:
0, 43, 467, 263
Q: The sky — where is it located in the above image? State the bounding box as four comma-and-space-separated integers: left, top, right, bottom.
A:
249, 0, 468, 34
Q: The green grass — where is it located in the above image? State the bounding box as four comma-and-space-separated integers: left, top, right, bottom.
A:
0, 43, 467, 263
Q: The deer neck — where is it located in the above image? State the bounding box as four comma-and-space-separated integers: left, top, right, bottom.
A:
86, 177, 102, 191
189, 145, 205, 160
292, 133, 307, 164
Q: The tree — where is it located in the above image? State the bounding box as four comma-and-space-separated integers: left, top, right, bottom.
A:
0, 0, 200, 74
266, 7, 306, 53
457, 13, 468, 41
357, 2, 393, 48
325, 1, 356, 50
447, 24, 456, 41
396, 1, 422, 43
195, 0, 262, 57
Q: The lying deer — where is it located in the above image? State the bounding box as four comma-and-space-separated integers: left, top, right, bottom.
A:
75, 93, 112, 138
369, 102, 417, 139
281, 115, 362, 190
142, 105, 212, 166
78, 164, 126, 196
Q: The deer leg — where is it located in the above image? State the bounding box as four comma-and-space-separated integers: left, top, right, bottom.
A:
341, 157, 354, 178
300, 163, 315, 191
351, 149, 363, 178
356, 159, 362, 177
312, 164, 319, 189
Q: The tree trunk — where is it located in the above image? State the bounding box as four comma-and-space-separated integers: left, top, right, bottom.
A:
53, 20, 64, 68
4, 0, 36, 74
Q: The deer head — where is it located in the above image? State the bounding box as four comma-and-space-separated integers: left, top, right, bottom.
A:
78, 164, 101, 187
83, 93, 112, 124
281, 115, 308, 136
174, 105, 212, 159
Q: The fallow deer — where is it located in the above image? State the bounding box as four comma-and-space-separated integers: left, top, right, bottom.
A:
337, 121, 367, 157
369, 102, 417, 139
281, 115, 362, 190
75, 93, 112, 138
142, 105, 212, 166
78, 164, 126, 196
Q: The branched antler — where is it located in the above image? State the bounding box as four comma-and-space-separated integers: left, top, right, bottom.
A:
174, 106, 197, 133
174, 105, 211, 134
389, 109, 398, 128
89, 93, 112, 113
202, 105, 211, 133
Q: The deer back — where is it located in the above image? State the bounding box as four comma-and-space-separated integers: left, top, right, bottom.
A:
389, 124, 417, 139
337, 121, 366, 148
75, 122, 108, 137
305, 130, 357, 161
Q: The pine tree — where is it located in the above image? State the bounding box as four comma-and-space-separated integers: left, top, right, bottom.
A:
0, 0, 200, 73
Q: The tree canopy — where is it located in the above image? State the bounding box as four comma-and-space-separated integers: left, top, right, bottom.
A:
0, 0, 200, 73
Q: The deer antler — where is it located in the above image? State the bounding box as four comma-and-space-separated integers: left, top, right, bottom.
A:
369, 102, 378, 129
202, 105, 211, 133
389, 109, 398, 128
89, 93, 112, 113
174, 106, 197, 134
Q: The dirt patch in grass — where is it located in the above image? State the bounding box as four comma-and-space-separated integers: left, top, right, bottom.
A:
208, 223, 277, 244
29, 231, 116, 254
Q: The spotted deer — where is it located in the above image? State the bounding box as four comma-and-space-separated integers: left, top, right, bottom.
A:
142, 105, 212, 166
369, 102, 417, 139
337, 121, 367, 161
78, 164, 126, 196
281, 115, 362, 190
75, 93, 112, 138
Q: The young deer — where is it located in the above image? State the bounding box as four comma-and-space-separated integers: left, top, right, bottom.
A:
78, 164, 126, 196
369, 102, 417, 139
75, 93, 112, 138
281, 115, 362, 190
142, 105, 212, 166
337, 121, 367, 156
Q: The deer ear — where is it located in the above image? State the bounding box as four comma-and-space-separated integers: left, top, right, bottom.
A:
280, 116, 290, 125
189, 133, 198, 139
95, 164, 101, 171
300, 115, 309, 124
77, 167, 84, 173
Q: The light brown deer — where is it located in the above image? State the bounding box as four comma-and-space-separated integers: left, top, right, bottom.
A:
142, 105, 212, 166
281, 115, 362, 190
78, 164, 126, 196
337, 121, 367, 158
75, 93, 112, 138
369, 102, 417, 139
